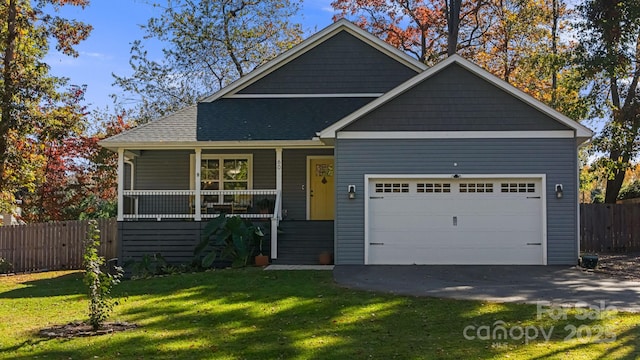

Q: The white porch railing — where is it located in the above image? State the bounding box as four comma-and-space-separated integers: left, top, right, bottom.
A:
121, 188, 281, 259
122, 189, 278, 220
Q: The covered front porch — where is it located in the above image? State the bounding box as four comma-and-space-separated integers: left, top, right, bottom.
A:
115, 146, 335, 264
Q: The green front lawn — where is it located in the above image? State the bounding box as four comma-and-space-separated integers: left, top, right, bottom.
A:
0, 269, 638, 359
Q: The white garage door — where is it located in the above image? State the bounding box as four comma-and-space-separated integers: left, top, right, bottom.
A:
367, 177, 545, 265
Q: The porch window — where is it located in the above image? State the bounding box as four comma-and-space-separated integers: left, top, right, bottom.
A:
199, 155, 252, 204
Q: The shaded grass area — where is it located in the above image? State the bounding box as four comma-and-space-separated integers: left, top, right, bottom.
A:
0, 269, 639, 359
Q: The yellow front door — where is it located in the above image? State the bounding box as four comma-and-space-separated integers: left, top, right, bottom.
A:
309, 158, 335, 220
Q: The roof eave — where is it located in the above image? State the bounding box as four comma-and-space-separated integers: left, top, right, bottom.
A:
98, 139, 331, 151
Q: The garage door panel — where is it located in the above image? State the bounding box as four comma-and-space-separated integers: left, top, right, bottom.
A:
367, 177, 544, 265
454, 216, 540, 232
369, 246, 541, 265
370, 215, 453, 230
369, 230, 541, 247
371, 212, 540, 232
370, 198, 452, 213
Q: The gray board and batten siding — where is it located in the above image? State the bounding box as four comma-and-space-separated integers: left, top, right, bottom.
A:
341, 63, 572, 132
334, 138, 579, 265
237, 31, 418, 94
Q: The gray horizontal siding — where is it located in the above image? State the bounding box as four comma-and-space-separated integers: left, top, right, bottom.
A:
282, 148, 334, 220
334, 138, 578, 265
134, 149, 276, 190
118, 221, 202, 266
135, 150, 191, 190
342, 64, 572, 132
124, 163, 132, 190
131, 149, 332, 220
238, 31, 417, 94
132, 149, 275, 216
134, 151, 191, 215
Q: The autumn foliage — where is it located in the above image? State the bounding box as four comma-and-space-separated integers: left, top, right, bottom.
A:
22, 110, 132, 222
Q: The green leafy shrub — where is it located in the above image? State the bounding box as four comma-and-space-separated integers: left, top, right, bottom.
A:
125, 253, 193, 279
0, 257, 13, 274
83, 219, 123, 330
618, 180, 640, 200
195, 214, 264, 268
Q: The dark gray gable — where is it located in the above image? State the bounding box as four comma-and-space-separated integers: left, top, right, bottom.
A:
237, 31, 418, 94
197, 97, 374, 141
342, 63, 571, 131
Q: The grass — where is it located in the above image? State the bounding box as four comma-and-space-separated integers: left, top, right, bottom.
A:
0, 269, 639, 359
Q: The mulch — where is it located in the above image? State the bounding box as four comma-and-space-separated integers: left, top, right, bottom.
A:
591, 253, 640, 281
39, 321, 138, 338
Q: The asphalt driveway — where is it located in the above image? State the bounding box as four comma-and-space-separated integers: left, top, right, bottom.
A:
333, 265, 640, 312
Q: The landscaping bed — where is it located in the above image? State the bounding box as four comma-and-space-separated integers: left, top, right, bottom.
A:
593, 253, 640, 281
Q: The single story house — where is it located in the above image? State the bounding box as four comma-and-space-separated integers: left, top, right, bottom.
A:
100, 19, 593, 266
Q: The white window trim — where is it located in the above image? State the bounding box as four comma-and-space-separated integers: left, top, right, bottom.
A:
336, 130, 576, 139
190, 154, 254, 191
227, 93, 384, 99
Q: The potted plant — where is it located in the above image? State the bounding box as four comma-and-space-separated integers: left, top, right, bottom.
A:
255, 235, 269, 266
319, 251, 332, 265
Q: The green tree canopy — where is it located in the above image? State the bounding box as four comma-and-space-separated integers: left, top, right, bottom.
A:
577, 0, 640, 203
0, 0, 92, 211
113, 0, 303, 123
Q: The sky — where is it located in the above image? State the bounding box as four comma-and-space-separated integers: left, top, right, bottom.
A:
45, 0, 335, 114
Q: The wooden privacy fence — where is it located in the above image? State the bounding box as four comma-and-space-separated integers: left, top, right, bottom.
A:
581, 204, 640, 253
0, 218, 117, 273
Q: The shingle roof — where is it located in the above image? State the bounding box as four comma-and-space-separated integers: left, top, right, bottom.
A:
100, 105, 198, 144
99, 97, 375, 145
196, 97, 374, 141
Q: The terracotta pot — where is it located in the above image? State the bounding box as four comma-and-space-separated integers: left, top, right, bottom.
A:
255, 254, 269, 267
318, 251, 333, 265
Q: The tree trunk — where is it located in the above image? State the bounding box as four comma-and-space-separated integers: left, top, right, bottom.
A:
604, 150, 628, 203
447, 0, 461, 56
0, 0, 18, 194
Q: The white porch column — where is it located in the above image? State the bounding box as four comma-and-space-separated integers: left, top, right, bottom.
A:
272, 147, 283, 260
276, 147, 282, 214
117, 148, 124, 221
194, 148, 202, 221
